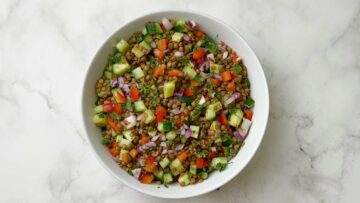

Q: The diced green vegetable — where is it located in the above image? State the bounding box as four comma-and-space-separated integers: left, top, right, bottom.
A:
119, 149, 128, 160
93, 113, 107, 127
131, 46, 145, 58
134, 101, 147, 112
104, 71, 112, 79
122, 130, 133, 141
210, 121, 220, 131
199, 172, 208, 180
142, 27, 147, 35
132, 67, 145, 79
191, 104, 204, 121
154, 23, 163, 33
183, 65, 197, 79
120, 137, 132, 147
164, 80, 176, 98
147, 129, 157, 137
242, 79, 250, 87
211, 157, 228, 171
210, 63, 223, 73
163, 173, 173, 185
157, 122, 164, 132
101, 137, 110, 145
125, 99, 133, 111
244, 97, 255, 108
190, 125, 200, 138
229, 109, 243, 127
182, 96, 193, 105
139, 41, 151, 50
94, 105, 104, 113
170, 158, 184, 176
154, 170, 164, 181
207, 101, 222, 112
166, 131, 177, 140
174, 19, 186, 32
145, 22, 162, 34
160, 157, 171, 169
189, 164, 197, 175
116, 39, 130, 53
144, 109, 155, 124
205, 108, 216, 120
178, 172, 191, 186
222, 138, 233, 147
144, 35, 153, 44
172, 32, 184, 42
232, 64, 242, 74
113, 63, 131, 75
163, 120, 173, 132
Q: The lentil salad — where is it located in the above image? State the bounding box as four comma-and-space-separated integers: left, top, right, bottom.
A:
92, 18, 254, 186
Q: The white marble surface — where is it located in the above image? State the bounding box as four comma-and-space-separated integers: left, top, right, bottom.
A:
1, 0, 359, 202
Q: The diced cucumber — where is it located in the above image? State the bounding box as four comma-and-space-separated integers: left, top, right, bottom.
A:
94, 105, 104, 113
207, 101, 222, 113
144, 35, 153, 44
134, 101, 147, 112
122, 130, 133, 141
120, 137, 132, 147
189, 164, 197, 175
104, 71, 112, 79
174, 19, 186, 32
211, 157, 228, 171
92, 113, 107, 127
205, 108, 216, 120
190, 125, 200, 138
163, 80, 176, 98
170, 158, 184, 176
142, 27, 147, 35
124, 115, 136, 129
132, 67, 145, 79
210, 121, 220, 131
113, 63, 131, 75
147, 129, 157, 137
144, 109, 155, 124
157, 122, 164, 132
228, 109, 243, 127
116, 39, 130, 53
163, 173, 173, 184
172, 32, 184, 42
166, 131, 177, 140
154, 23, 163, 33
154, 170, 164, 181
210, 63, 223, 73
115, 134, 122, 143
119, 149, 128, 160
159, 157, 170, 169
178, 172, 191, 186
139, 41, 151, 50
131, 46, 144, 58
244, 97, 255, 108
195, 40, 203, 47
199, 172, 208, 180
183, 65, 197, 79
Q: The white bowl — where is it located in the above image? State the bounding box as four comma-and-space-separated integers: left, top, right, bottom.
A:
82, 10, 269, 199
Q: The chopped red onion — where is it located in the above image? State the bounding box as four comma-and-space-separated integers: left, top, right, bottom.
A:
167, 150, 175, 154
233, 131, 245, 141
240, 118, 252, 135
171, 108, 182, 115
162, 18, 173, 30
151, 135, 160, 142
174, 90, 183, 97
187, 20, 196, 28
118, 76, 125, 84
150, 42, 156, 48
224, 92, 241, 106
160, 142, 167, 147
183, 124, 189, 129
174, 51, 184, 57
200, 71, 207, 78
163, 49, 169, 54
160, 135, 166, 141
138, 158, 145, 166
183, 34, 192, 42
144, 141, 156, 148
175, 144, 185, 151
137, 113, 144, 121
211, 147, 217, 152
206, 53, 215, 62
161, 149, 168, 155
219, 45, 227, 52
180, 128, 185, 135
213, 74, 222, 81
110, 79, 118, 88
223, 109, 229, 115
132, 168, 142, 180
198, 60, 209, 72
222, 51, 228, 59
185, 129, 192, 138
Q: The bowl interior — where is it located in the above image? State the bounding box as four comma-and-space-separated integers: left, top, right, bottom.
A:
82, 10, 269, 199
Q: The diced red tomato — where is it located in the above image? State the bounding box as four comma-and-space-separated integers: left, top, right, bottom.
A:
221, 71, 232, 82
107, 116, 120, 132
184, 89, 194, 97
168, 69, 182, 77
157, 39, 168, 51
130, 87, 140, 101
154, 49, 164, 60
226, 82, 236, 91
210, 78, 220, 88
195, 30, 204, 38
145, 155, 158, 172
129, 148, 138, 158
218, 113, 227, 125
208, 151, 218, 160
114, 92, 126, 104
190, 80, 200, 87
155, 106, 165, 122
192, 48, 206, 60
140, 172, 154, 184
139, 135, 150, 145
244, 109, 253, 120
109, 142, 119, 157
177, 152, 188, 162
153, 64, 166, 77
196, 158, 209, 169
112, 103, 122, 114
175, 118, 182, 128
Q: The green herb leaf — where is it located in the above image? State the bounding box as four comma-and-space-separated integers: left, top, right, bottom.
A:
244, 97, 255, 108
182, 96, 193, 105
231, 64, 242, 74
242, 79, 250, 87
162, 120, 173, 132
